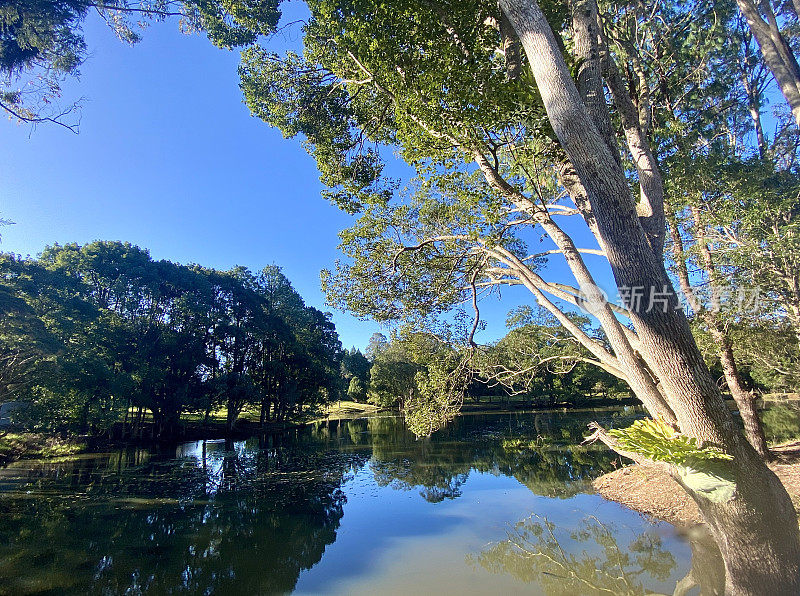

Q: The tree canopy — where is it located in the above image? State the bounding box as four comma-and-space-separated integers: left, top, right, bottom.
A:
1, 0, 282, 128
0, 241, 342, 436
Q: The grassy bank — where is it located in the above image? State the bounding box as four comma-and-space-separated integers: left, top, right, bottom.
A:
309, 401, 382, 423
0, 433, 86, 466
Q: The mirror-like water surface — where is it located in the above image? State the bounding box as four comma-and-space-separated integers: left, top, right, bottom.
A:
0, 410, 721, 595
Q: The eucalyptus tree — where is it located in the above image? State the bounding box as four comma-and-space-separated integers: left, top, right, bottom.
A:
475, 0, 800, 586
365, 332, 388, 361
656, 8, 800, 458
665, 153, 800, 459
240, 0, 800, 588
666, 202, 769, 458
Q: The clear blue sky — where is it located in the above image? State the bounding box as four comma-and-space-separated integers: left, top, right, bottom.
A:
0, 7, 610, 349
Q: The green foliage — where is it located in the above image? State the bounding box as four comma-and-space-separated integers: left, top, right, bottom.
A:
341, 347, 370, 401
0, 0, 90, 75
608, 418, 733, 466
346, 376, 366, 402
0, 242, 343, 436
608, 418, 736, 503
1, 0, 281, 125
240, 0, 561, 327
366, 333, 424, 408
364, 330, 471, 436
404, 347, 471, 437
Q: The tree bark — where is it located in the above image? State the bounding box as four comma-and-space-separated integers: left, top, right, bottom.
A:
742, 69, 766, 157
500, 0, 800, 592
713, 328, 769, 459
599, 40, 666, 258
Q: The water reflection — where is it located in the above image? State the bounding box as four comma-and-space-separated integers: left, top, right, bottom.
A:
0, 441, 363, 594
311, 411, 626, 501
0, 409, 721, 595
470, 514, 723, 595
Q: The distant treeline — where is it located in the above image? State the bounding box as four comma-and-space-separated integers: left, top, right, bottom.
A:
0, 241, 342, 438
0, 242, 652, 442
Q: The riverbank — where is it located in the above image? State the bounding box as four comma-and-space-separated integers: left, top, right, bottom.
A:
0, 433, 87, 467
593, 442, 800, 526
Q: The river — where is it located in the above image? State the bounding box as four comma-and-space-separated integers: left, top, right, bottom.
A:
0, 409, 720, 594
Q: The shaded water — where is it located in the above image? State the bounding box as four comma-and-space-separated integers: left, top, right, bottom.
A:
0, 410, 721, 595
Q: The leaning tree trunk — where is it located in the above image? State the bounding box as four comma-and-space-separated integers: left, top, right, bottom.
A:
671, 208, 771, 459
499, 1, 800, 592
712, 327, 770, 459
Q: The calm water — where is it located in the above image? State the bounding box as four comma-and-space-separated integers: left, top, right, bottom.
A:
0, 410, 721, 595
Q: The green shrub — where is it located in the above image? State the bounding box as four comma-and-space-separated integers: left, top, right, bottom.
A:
761, 405, 800, 445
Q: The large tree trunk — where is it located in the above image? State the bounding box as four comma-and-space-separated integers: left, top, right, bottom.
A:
499, 0, 800, 592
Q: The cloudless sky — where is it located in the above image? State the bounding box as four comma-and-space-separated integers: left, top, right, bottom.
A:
0, 5, 614, 349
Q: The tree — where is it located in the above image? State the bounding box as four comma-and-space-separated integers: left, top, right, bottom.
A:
365, 330, 467, 435
240, 0, 800, 589
0, 255, 65, 409
734, 0, 800, 128
364, 333, 389, 361
366, 334, 422, 409
502, 2, 799, 588
252, 265, 342, 422
346, 376, 365, 402
1, 242, 343, 436
341, 347, 370, 401
665, 200, 770, 458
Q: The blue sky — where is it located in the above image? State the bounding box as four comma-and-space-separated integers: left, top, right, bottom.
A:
0, 6, 612, 349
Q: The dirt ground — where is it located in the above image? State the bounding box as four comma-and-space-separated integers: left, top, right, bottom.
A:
593, 441, 800, 527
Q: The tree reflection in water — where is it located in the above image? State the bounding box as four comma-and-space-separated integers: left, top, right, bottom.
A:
0, 409, 721, 595
362, 412, 623, 502
470, 514, 725, 596
0, 441, 366, 595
